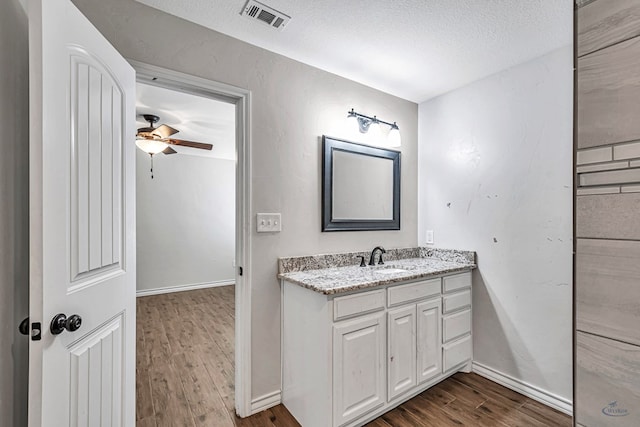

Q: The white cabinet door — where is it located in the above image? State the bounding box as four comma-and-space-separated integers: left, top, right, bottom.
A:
333, 312, 386, 427
387, 305, 417, 401
417, 298, 441, 384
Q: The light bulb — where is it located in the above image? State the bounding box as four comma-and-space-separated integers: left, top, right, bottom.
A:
388, 123, 401, 148
368, 119, 382, 145
135, 138, 169, 154
346, 109, 359, 137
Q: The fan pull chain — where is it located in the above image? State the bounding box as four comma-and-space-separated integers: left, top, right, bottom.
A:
150, 154, 154, 179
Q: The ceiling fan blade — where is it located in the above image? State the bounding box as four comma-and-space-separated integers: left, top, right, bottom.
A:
152, 124, 179, 139
162, 146, 177, 155
168, 139, 213, 151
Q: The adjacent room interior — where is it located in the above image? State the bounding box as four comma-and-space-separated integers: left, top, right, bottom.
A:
133, 82, 239, 425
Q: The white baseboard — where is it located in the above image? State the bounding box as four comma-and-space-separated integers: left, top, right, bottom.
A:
136, 280, 235, 297
472, 362, 573, 415
250, 390, 281, 414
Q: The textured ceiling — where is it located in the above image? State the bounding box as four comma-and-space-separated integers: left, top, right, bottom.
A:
135, 0, 572, 103
136, 82, 235, 160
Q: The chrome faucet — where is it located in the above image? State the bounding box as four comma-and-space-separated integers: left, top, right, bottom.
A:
369, 246, 386, 266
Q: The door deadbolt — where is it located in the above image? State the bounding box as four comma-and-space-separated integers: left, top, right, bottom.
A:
50, 313, 82, 335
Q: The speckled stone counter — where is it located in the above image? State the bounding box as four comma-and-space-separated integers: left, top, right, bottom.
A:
278, 247, 476, 295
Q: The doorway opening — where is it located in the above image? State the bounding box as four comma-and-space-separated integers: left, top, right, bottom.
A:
130, 62, 252, 423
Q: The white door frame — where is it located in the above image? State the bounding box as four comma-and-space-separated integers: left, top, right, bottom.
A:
130, 60, 253, 418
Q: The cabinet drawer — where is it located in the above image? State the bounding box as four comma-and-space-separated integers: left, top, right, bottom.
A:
442, 272, 471, 293
387, 278, 441, 307
443, 289, 471, 314
442, 309, 471, 343
333, 289, 385, 321
443, 335, 471, 372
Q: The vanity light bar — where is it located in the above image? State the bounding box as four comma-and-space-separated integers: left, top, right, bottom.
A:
347, 108, 399, 132
347, 108, 401, 147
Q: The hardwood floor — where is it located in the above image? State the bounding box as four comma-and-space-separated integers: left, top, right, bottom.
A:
137, 287, 571, 426
137, 286, 237, 426
366, 373, 571, 427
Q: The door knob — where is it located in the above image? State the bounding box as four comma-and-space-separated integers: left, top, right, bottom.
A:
50, 313, 82, 335
19, 317, 29, 335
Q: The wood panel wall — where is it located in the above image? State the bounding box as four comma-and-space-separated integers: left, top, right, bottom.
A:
576, 0, 640, 425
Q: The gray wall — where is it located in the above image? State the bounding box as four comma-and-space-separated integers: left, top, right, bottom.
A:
418, 46, 573, 402
0, 0, 30, 425
136, 151, 235, 292
72, 0, 418, 400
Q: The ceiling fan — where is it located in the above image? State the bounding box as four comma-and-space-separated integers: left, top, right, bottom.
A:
136, 114, 213, 178
136, 114, 213, 154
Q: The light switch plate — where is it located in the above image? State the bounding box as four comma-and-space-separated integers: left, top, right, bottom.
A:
426, 230, 434, 244
257, 213, 282, 233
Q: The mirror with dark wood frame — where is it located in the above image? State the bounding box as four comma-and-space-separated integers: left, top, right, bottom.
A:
322, 136, 400, 231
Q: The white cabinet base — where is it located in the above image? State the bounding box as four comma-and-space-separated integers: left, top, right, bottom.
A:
282, 271, 472, 427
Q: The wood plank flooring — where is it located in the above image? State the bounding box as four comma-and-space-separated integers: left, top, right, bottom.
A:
137, 287, 571, 426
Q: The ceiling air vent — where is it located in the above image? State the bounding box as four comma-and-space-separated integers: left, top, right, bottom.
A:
241, 0, 291, 31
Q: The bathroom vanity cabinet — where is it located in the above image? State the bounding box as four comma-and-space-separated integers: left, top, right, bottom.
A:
281, 270, 472, 427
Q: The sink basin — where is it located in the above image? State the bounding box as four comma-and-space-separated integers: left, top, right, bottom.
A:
374, 268, 408, 275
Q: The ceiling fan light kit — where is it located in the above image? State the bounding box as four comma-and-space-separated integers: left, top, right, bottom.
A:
135, 113, 214, 178
135, 138, 168, 154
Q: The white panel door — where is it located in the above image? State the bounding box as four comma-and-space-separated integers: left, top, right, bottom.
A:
417, 298, 441, 384
333, 312, 386, 427
387, 305, 417, 401
28, 0, 136, 425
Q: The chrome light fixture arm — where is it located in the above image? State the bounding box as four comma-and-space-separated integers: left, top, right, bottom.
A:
348, 108, 399, 133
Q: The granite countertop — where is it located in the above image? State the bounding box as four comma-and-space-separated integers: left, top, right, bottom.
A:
278, 248, 476, 295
